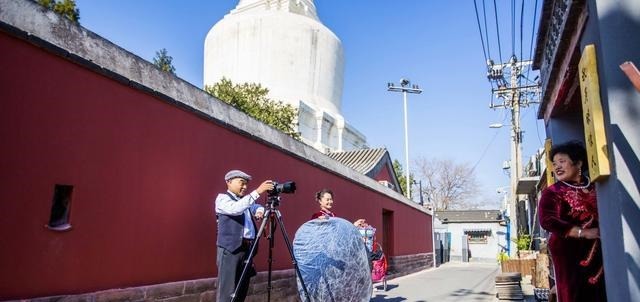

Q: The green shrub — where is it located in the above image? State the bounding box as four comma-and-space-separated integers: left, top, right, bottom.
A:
515, 233, 532, 251
497, 251, 509, 263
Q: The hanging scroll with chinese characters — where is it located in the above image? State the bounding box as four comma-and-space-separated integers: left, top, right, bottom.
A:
578, 44, 611, 181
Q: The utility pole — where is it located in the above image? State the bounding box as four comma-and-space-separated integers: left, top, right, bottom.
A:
487, 55, 538, 256
509, 56, 523, 251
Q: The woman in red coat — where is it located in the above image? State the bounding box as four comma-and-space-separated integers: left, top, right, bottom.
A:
538, 141, 607, 301
311, 189, 366, 227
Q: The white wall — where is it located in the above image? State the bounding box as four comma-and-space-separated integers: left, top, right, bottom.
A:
445, 222, 506, 262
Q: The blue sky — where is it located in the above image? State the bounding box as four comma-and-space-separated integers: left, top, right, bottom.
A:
74, 0, 544, 207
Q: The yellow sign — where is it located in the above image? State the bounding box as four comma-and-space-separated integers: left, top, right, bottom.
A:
578, 45, 610, 181
544, 138, 555, 186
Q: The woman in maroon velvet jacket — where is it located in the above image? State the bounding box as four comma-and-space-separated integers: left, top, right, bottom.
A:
539, 141, 606, 302
311, 189, 366, 227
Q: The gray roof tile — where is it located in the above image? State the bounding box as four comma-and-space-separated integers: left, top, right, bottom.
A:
327, 148, 388, 176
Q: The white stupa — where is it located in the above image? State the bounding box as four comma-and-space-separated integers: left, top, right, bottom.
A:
204, 0, 367, 152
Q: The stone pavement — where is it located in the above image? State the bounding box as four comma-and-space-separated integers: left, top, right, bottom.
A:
370, 261, 537, 302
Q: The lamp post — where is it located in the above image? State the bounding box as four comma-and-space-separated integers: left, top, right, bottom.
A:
387, 78, 422, 199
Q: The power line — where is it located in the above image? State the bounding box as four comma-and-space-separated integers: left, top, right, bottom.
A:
511, 0, 515, 56
475, 0, 498, 91
470, 127, 502, 176
483, 0, 492, 60
526, 0, 540, 82
470, 109, 509, 176
528, 0, 539, 60
534, 104, 544, 146
493, 0, 503, 63
479, 0, 541, 106
520, 0, 524, 68
473, 0, 488, 62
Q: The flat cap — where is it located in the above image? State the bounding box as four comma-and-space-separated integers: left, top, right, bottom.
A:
224, 170, 252, 181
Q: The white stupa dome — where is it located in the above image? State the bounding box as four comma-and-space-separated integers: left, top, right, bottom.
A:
204, 0, 344, 116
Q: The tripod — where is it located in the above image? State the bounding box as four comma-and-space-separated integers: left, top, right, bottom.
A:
230, 195, 311, 302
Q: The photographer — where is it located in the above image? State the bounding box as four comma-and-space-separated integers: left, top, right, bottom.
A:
215, 170, 274, 302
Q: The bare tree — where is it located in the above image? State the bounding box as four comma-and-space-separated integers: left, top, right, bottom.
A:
414, 157, 481, 210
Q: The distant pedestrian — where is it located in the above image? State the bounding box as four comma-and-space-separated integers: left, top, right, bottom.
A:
538, 141, 606, 302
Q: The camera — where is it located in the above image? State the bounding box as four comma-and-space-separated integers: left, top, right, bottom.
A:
268, 181, 296, 196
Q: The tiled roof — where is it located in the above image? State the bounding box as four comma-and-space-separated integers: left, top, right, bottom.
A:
435, 210, 504, 223
327, 148, 388, 176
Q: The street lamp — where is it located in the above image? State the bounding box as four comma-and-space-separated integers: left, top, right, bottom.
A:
387, 78, 422, 199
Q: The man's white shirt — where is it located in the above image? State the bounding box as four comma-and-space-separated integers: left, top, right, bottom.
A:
215, 190, 265, 239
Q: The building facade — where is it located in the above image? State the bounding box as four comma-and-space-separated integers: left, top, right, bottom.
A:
435, 210, 507, 263
516, 148, 547, 251
533, 0, 640, 300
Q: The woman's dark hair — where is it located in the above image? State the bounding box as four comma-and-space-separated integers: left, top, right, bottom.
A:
550, 140, 587, 167
316, 189, 333, 201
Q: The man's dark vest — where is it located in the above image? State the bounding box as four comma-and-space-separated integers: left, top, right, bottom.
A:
217, 192, 251, 251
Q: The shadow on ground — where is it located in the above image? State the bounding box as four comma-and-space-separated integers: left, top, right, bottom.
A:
449, 288, 494, 301
370, 294, 407, 302
373, 284, 398, 291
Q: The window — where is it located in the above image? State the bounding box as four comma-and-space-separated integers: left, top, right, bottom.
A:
47, 184, 73, 231
464, 229, 491, 244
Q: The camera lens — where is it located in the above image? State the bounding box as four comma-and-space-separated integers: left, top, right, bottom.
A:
279, 181, 296, 194
268, 181, 296, 196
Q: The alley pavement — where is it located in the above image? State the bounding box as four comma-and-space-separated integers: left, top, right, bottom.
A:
371, 262, 536, 302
